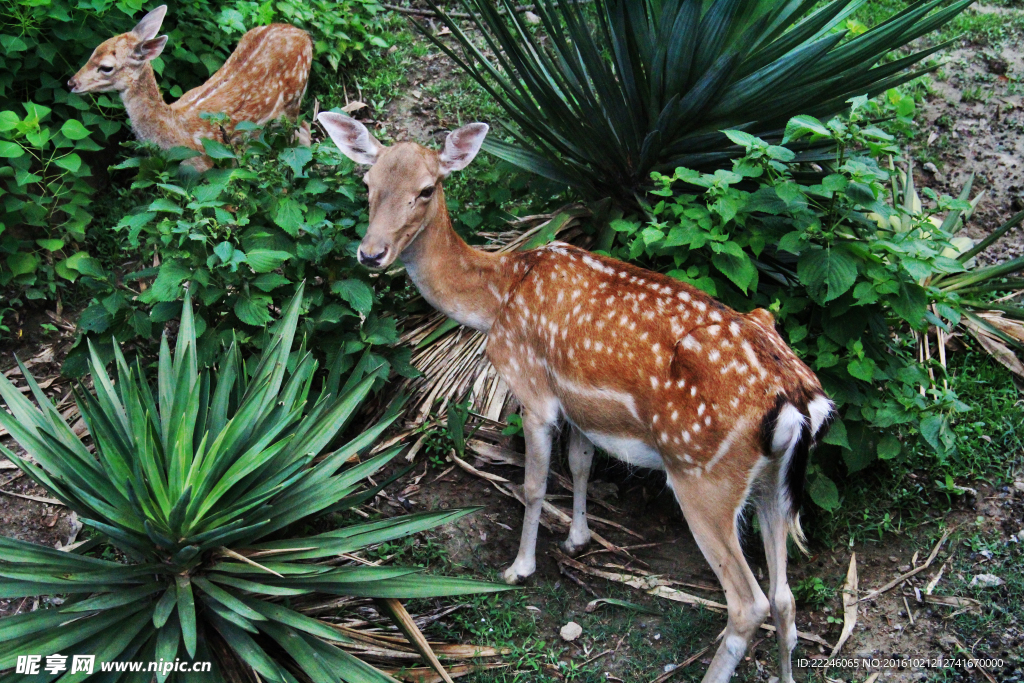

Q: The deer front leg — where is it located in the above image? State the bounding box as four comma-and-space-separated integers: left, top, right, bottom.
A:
559, 428, 594, 556
504, 410, 554, 585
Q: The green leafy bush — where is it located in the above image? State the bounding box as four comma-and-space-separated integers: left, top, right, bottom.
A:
214, 0, 390, 75
603, 100, 1007, 510
66, 121, 418, 386
426, 0, 970, 206
0, 288, 504, 681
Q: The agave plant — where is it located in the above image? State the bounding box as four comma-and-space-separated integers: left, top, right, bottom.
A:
877, 166, 1024, 379
425, 0, 971, 205
0, 286, 505, 682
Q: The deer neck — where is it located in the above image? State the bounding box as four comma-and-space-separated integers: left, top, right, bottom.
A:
121, 64, 181, 147
400, 187, 506, 333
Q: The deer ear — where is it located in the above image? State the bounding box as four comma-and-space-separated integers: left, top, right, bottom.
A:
318, 112, 384, 166
131, 5, 167, 40
439, 123, 488, 176
132, 36, 167, 61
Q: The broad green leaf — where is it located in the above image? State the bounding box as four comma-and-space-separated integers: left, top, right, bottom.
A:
877, 434, 901, 460
61, 121, 90, 142
798, 245, 858, 304
332, 278, 374, 315
234, 292, 274, 326
201, 138, 236, 159
6, 252, 38, 276
247, 249, 292, 273
808, 472, 840, 512
53, 153, 82, 173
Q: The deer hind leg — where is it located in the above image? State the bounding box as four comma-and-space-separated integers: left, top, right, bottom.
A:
559, 428, 594, 556
504, 408, 556, 585
668, 468, 770, 683
756, 471, 798, 683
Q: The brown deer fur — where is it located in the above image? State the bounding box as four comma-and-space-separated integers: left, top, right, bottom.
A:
318, 112, 835, 683
69, 6, 312, 171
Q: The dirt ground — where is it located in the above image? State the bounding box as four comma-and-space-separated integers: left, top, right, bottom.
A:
2, 5, 1024, 683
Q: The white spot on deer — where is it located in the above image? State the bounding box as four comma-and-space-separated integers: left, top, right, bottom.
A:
595, 341, 604, 351
698, 403, 706, 416
692, 422, 701, 434
650, 376, 659, 389
690, 386, 697, 397
676, 379, 685, 389
682, 335, 700, 351
708, 349, 721, 363
705, 416, 711, 426
584, 339, 591, 350
671, 410, 679, 421
652, 413, 660, 424
709, 310, 723, 322
707, 325, 720, 336
682, 431, 691, 443
730, 321, 740, 336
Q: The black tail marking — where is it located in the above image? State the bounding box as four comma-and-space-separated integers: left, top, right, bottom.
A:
759, 394, 787, 457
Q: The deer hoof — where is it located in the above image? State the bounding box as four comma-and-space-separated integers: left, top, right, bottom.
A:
503, 562, 534, 585
559, 538, 590, 557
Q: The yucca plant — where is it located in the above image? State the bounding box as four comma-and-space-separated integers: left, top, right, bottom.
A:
0, 285, 505, 682
425, 0, 971, 206
875, 166, 1024, 378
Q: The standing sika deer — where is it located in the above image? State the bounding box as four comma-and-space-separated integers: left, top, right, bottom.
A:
69, 5, 312, 171
318, 112, 834, 683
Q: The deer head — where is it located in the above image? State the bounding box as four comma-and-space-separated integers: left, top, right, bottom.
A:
68, 5, 169, 94
318, 112, 488, 269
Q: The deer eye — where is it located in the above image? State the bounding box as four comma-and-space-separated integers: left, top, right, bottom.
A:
99, 65, 114, 74
418, 186, 435, 199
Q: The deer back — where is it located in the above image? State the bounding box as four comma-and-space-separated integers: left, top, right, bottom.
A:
174, 24, 312, 131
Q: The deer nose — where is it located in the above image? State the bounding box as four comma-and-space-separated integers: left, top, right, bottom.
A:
67, 77, 78, 91
358, 247, 388, 268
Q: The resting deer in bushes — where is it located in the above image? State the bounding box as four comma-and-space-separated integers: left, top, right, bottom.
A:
68, 5, 312, 171
318, 112, 834, 683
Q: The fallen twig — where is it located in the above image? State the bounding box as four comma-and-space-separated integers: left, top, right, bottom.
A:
829, 553, 858, 658
648, 643, 715, 683
0, 488, 62, 506
860, 528, 954, 602
380, 664, 508, 683
377, 599, 455, 683
950, 636, 998, 683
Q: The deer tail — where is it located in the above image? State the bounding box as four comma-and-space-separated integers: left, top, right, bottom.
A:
759, 393, 834, 554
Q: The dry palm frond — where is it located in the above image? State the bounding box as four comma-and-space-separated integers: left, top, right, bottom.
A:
961, 310, 1024, 378
391, 204, 591, 427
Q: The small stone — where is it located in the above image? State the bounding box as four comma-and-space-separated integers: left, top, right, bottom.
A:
523, 10, 541, 24
889, 556, 899, 563
560, 621, 583, 641
1013, 481, 1024, 493
969, 574, 1005, 588
923, 162, 944, 182
899, 564, 912, 572
664, 664, 678, 673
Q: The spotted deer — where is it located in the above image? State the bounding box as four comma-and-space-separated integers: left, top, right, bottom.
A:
68, 5, 312, 171
318, 112, 834, 683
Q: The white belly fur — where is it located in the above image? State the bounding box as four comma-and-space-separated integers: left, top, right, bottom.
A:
583, 431, 666, 471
